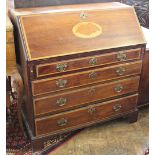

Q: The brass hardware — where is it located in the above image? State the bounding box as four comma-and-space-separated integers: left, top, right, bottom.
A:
89, 72, 97, 79
30, 68, 33, 73
56, 63, 67, 72
80, 12, 88, 19
117, 52, 127, 61
88, 87, 96, 95
56, 79, 67, 88
88, 106, 96, 115
113, 104, 122, 112
116, 67, 126, 76
114, 85, 123, 93
56, 97, 67, 107
89, 58, 97, 66
57, 118, 68, 127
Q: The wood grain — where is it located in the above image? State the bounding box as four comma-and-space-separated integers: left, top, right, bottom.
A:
18, 3, 145, 60
138, 49, 149, 107
36, 48, 141, 78
32, 61, 142, 96
9, 3, 146, 152
50, 107, 148, 155
35, 94, 138, 136
34, 76, 140, 116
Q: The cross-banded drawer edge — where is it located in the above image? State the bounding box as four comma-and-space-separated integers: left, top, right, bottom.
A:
35, 94, 138, 136
35, 48, 141, 78
32, 60, 142, 96
33, 76, 140, 117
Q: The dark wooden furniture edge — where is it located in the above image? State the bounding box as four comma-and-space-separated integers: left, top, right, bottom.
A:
8, 4, 146, 152
138, 47, 149, 107
22, 108, 138, 152
9, 14, 36, 133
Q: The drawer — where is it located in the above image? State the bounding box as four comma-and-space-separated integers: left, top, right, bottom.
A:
35, 48, 141, 78
32, 61, 142, 96
35, 94, 138, 136
34, 76, 140, 116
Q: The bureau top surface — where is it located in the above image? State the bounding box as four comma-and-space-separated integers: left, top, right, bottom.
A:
16, 2, 146, 61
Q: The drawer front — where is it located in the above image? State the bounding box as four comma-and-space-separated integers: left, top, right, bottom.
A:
32, 61, 142, 96
35, 94, 138, 136
36, 48, 141, 78
34, 76, 140, 116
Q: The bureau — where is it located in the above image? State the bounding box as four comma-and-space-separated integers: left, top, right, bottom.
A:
10, 2, 146, 152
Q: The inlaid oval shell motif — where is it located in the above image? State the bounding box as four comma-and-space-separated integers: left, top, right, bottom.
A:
72, 22, 102, 39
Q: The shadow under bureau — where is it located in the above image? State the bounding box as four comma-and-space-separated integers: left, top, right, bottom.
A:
10, 2, 146, 152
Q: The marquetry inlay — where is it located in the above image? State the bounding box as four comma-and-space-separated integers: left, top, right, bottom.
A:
72, 22, 102, 39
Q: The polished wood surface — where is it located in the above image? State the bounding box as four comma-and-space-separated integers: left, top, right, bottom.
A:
50, 107, 148, 155
18, 3, 145, 61
32, 61, 142, 96
138, 50, 149, 107
36, 48, 141, 78
34, 76, 140, 117
138, 27, 149, 107
35, 94, 138, 136
9, 3, 146, 152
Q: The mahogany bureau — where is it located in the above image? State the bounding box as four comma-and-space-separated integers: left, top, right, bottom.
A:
10, 2, 146, 152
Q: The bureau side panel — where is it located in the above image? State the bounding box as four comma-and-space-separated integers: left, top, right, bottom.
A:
10, 15, 35, 134
138, 47, 149, 106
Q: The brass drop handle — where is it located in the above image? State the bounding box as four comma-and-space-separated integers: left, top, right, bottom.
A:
113, 104, 122, 112
89, 58, 97, 66
57, 118, 68, 127
56, 79, 68, 88
116, 67, 126, 76
114, 85, 123, 93
89, 72, 97, 79
56, 63, 68, 72
88, 87, 96, 95
56, 97, 67, 107
88, 106, 96, 115
117, 52, 127, 61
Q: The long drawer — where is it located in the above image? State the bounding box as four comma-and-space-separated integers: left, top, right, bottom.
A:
32, 61, 142, 96
34, 76, 140, 116
35, 48, 141, 78
35, 94, 138, 136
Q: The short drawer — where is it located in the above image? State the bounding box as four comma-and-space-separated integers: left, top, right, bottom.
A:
35, 94, 138, 136
35, 48, 141, 78
33, 76, 140, 116
32, 61, 142, 96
